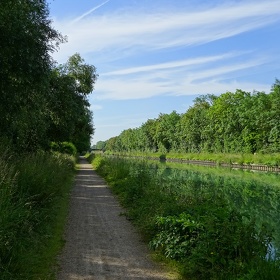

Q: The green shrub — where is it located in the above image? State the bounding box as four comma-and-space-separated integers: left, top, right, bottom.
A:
50, 141, 77, 156
150, 213, 203, 260
150, 204, 273, 279
60, 142, 77, 156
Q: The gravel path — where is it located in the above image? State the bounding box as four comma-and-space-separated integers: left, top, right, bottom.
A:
57, 157, 176, 280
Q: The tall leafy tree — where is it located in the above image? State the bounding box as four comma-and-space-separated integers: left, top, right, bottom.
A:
141, 119, 158, 152
154, 111, 181, 152
268, 80, 280, 151
47, 54, 97, 152
0, 0, 64, 151
179, 95, 214, 152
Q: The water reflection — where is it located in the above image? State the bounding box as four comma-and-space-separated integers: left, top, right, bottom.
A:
146, 160, 280, 256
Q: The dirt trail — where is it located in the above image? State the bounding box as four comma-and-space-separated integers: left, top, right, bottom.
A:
57, 157, 176, 280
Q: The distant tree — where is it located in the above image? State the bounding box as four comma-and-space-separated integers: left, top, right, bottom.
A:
105, 137, 119, 151
95, 141, 106, 150
141, 119, 158, 152
103, 82, 280, 154
154, 111, 181, 152
268, 79, 280, 152
178, 96, 213, 153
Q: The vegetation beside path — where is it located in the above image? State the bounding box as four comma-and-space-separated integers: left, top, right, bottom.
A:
88, 153, 280, 280
0, 146, 76, 280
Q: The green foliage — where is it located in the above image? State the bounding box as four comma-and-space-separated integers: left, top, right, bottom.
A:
60, 142, 77, 156
60, 53, 98, 95
94, 141, 106, 150
47, 54, 97, 152
151, 206, 273, 279
50, 141, 77, 156
104, 81, 280, 155
0, 0, 64, 151
0, 147, 75, 279
91, 155, 280, 280
0, 1, 97, 153
0, 1, 97, 278
150, 213, 202, 260
87, 153, 106, 171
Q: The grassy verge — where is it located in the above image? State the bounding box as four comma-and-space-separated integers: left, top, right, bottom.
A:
87, 153, 280, 280
104, 151, 280, 166
0, 147, 75, 280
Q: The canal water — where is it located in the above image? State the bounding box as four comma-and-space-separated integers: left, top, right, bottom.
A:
146, 159, 280, 258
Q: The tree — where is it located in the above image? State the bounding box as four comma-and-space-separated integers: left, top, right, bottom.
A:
141, 119, 158, 152
153, 111, 181, 152
0, 0, 64, 151
179, 95, 214, 152
58, 53, 98, 95
102, 81, 280, 154
268, 80, 280, 152
207, 90, 249, 152
95, 141, 106, 150
47, 54, 97, 152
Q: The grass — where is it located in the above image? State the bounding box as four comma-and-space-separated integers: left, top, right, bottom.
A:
0, 146, 76, 280
88, 153, 280, 280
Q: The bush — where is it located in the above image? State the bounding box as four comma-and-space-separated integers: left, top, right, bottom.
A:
150, 203, 273, 279
50, 141, 77, 156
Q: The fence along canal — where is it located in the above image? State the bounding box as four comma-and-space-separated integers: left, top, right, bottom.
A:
165, 158, 280, 172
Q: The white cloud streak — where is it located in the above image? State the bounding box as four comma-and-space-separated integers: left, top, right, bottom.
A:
71, 0, 110, 24
51, 0, 280, 101
94, 53, 271, 100
53, 0, 280, 61
102, 52, 244, 76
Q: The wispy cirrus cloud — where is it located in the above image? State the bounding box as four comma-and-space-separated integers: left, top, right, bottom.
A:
71, 0, 110, 24
94, 52, 271, 100
102, 52, 245, 76
52, 0, 280, 62
51, 0, 280, 103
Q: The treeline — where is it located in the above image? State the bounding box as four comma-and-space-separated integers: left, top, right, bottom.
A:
0, 0, 97, 153
101, 81, 280, 154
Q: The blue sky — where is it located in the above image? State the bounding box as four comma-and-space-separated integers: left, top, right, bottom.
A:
48, 0, 280, 144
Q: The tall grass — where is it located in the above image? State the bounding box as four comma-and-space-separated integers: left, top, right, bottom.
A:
0, 145, 75, 279
89, 154, 280, 280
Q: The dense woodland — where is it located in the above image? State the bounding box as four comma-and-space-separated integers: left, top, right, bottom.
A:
100, 82, 280, 154
0, 0, 97, 153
